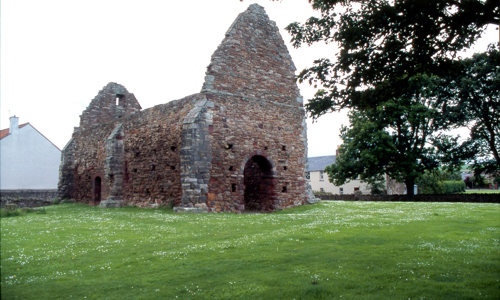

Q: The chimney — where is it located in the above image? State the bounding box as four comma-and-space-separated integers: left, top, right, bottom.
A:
9, 115, 19, 135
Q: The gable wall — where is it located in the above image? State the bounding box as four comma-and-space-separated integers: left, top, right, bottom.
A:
206, 93, 308, 212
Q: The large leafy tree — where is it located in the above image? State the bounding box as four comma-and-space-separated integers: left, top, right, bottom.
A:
286, 0, 499, 194
327, 75, 470, 196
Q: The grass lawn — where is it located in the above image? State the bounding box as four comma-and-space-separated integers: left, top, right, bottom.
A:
1, 201, 499, 299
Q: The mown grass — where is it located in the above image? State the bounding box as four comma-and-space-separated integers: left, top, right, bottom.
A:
1, 202, 499, 299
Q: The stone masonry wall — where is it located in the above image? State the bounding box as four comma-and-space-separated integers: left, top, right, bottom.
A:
177, 97, 213, 212
202, 4, 301, 106
205, 93, 308, 212
121, 95, 200, 207
79, 83, 141, 130
64, 95, 200, 206
1, 189, 58, 208
58, 138, 75, 199
68, 122, 115, 204
198, 4, 310, 212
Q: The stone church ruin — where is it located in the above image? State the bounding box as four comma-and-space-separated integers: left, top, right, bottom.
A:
58, 4, 313, 212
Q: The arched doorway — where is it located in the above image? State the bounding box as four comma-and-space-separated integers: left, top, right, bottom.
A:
243, 155, 275, 212
94, 176, 102, 204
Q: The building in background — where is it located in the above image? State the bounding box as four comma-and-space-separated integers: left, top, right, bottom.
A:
307, 155, 370, 194
0, 116, 61, 190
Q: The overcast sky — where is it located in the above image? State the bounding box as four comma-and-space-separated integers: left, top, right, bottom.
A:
1, 0, 497, 157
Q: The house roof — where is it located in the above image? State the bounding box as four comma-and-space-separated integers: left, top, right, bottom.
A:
0, 122, 61, 151
0, 123, 29, 140
308, 155, 336, 172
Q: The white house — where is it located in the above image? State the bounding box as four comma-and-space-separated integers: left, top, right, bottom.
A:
307, 155, 370, 194
0, 116, 61, 190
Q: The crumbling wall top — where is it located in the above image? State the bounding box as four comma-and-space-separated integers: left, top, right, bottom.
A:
202, 4, 301, 106
79, 82, 141, 130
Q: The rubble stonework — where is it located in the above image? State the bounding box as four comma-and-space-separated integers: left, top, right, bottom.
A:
58, 4, 314, 212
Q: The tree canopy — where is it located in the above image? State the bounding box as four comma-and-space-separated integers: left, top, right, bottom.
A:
287, 0, 499, 116
454, 46, 500, 165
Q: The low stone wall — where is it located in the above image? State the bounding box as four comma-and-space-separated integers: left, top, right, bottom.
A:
0, 189, 58, 208
315, 193, 500, 203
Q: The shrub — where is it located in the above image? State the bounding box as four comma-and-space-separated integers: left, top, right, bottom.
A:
313, 191, 333, 196
437, 181, 466, 194
0, 208, 21, 218
0, 206, 46, 218
417, 170, 465, 194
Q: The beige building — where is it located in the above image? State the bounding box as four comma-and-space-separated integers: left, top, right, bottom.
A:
307, 156, 370, 195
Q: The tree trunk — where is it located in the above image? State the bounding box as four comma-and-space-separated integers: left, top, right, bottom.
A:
405, 178, 415, 197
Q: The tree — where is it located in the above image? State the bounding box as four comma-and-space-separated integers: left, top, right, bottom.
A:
286, 0, 499, 114
454, 45, 500, 167
326, 85, 469, 196
286, 0, 499, 194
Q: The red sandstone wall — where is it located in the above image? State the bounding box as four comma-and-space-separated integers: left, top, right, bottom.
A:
206, 93, 308, 212
200, 4, 309, 212
79, 83, 141, 130
66, 93, 199, 206
121, 96, 199, 207
202, 4, 301, 106
70, 123, 115, 204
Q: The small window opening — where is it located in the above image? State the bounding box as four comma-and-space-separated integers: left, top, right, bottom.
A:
320, 188, 324, 192
170, 146, 177, 152
225, 143, 233, 150
283, 166, 287, 171
133, 168, 138, 173
339, 187, 344, 195
354, 187, 360, 192
151, 165, 156, 171
115, 94, 124, 106
264, 146, 268, 150
282, 145, 287, 151
135, 152, 140, 158
170, 165, 176, 170
282, 185, 288, 193
229, 166, 234, 171
231, 183, 237, 192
